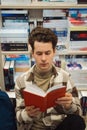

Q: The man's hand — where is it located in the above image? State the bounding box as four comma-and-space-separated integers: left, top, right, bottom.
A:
55, 93, 73, 110
25, 106, 40, 117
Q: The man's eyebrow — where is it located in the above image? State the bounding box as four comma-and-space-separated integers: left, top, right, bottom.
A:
36, 50, 51, 53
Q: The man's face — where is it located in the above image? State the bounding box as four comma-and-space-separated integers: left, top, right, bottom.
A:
32, 41, 55, 72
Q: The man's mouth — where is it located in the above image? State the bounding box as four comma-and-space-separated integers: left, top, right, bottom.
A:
40, 63, 47, 66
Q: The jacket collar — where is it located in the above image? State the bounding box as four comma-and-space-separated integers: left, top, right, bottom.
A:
26, 64, 58, 82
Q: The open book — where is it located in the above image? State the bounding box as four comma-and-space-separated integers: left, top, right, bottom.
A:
22, 84, 66, 112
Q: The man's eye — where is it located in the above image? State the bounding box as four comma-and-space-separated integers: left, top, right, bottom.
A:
45, 52, 51, 55
36, 51, 51, 55
36, 53, 42, 55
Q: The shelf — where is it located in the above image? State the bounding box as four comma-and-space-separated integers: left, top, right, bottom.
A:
1, 51, 30, 55
0, 2, 87, 9
0, 2, 87, 92
56, 50, 87, 55
75, 86, 87, 91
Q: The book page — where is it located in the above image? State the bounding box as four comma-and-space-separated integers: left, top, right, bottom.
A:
24, 84, 66, 97
24, 84, 46, 97
46, 85, 66, 94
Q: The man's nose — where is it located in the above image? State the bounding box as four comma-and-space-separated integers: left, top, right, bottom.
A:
41, 54, 46, 61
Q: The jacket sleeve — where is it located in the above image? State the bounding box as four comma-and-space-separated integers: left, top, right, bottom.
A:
15, 76, 33, 123
62, 75, 83, 116
54, 69, 83, 116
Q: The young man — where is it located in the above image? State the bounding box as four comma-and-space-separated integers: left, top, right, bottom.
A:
15, 27, 86, 130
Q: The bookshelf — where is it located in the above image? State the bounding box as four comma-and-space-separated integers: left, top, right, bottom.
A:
0, 2, 87, 9
0, 2, 87, 95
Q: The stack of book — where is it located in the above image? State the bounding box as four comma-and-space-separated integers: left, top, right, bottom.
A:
3, 60, 15, 91
43, 9, 68, 52
0, 10, 29, 51
0, 28, 29, 51
68, 9, 87, 51
1, 10, 29, 29
14, 54, 30, 82
3, 54, 30, 91
5, 54, 30, 73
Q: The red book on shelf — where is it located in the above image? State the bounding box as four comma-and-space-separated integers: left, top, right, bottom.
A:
22, 84, 66, 112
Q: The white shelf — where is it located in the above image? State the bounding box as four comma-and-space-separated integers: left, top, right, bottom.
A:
0, 2, 87, 9
2, 51, 30, 55
57, 50, 87, 55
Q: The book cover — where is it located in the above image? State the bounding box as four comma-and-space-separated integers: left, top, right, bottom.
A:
3, 61, 10, 91
22, 85, 66, 111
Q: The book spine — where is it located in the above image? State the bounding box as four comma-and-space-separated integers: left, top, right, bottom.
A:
1, 43, 28, 45
3, 22, 29, 28
3, 19, 28, 22
43, 16, 67, 20
1, 13, 28, 17
3, 69, 10, 91
9, 61, 15, 90
2, 16, 28, 21
70, 31, 87, 41
1, 10, 28, 14
3, 61, 10, 91
1, 37, 28, 43
1, 43, 28, 51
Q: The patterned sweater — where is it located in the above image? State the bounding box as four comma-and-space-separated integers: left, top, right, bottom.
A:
15, 64, 82, 130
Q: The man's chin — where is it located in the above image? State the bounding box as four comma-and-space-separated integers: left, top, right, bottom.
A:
40, 67, 50, 72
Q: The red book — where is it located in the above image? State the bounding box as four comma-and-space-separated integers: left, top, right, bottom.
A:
22, 84, 66, 112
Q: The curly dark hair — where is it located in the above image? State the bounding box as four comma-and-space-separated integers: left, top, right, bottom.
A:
29, 27, 58, 51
